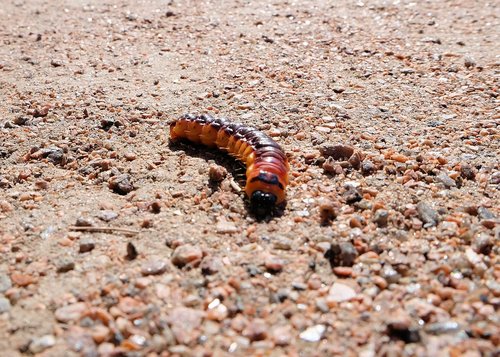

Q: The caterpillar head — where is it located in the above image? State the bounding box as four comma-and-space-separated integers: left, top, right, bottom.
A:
250, 190, 277, 216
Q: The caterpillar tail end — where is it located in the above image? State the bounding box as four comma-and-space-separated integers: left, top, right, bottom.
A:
169, 121, 181, 142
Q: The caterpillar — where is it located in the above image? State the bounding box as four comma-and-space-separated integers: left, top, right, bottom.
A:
169, 114, 289, 215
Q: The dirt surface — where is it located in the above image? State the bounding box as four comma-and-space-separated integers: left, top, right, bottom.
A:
0, 0, 499, 355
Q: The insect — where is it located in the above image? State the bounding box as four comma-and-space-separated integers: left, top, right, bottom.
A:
169, 114, 289, 215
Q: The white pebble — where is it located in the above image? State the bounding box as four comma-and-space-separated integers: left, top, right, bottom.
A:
299, 324, 326, 342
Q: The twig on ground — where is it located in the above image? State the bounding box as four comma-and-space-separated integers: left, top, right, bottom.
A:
68, 226, 140, 236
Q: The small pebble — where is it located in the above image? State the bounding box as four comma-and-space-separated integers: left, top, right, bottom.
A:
416, 202, 439, 227
55, 302, 87, 323
465, 247, 482, 266
490, 171, 500, 185
65, 326, 97, 355
437, 172, 456, 188
17, 170, 30, 181
299, 324, 325, 342
387, 310, 412, 331
319, 144, 354, 160
40, 147, 64, 164
372, 276, 388, 289
34, 180, 48, 190
361, 160, 375, 175
124, 152, 137, 161
318, 198, 337, 224
390, 153, 409, 163
315, 298, 329, 313
273, 236, 293, 250
55, 257, 75, 273
0, 200, 13, 212
325, 242, 358, 267
272, 325, 292, 346
348, 151, 362, 169
169, 345, 192, 354
0, 274, 12, 293
11, 273, 36, 287
126, 242, 139, 260
382, 265, 400, 284
171, 244, 203, 267
237, 102, 255, 110
328, 283, 356, 302
464, 56, 476, 68
108, 174, 134, 195
96, 210, 118, 222
343, 186, 362, 204
425, 321, 461, 335
208, 164, 227, 182
207, 303, 228, 321
473, 233, 492, 255
292, 281, 307, 291
149, 200, 161, 213
29, 335, 56, 354
460, 164, 476, 180
322, 158, 343, 175
141, 259, 167, 275
50, 59, 63, 67
201, 257, 223, 275
274, 288, 290, 302
349, 215, 365, 228
216, 221, 238, 234
265, 255, 285, 273
477, 207, 495, 220
0, 296, 11, 313
91, 325, 110, 344
243, 319, 268, 342
333, 267, 353, 277
33, 106, 50, 117
97, 342, 114, 355
79, 238, 95, 253
387, 310, 420, 343
75, 217, 94, 227
100, 118, 116, 131
373, 209, 389, 227
13, 116, 30, 125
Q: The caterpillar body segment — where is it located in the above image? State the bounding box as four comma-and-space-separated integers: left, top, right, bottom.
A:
169, 114, 289, 214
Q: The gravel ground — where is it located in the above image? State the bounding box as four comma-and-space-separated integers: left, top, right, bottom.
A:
0, 0, 499, 356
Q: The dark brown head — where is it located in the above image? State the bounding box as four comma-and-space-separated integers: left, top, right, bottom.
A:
250, 190, 277, 216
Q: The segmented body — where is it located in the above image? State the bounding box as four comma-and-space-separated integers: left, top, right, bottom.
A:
169, 114, 289, 210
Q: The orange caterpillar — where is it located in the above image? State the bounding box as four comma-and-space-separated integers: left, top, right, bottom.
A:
170, 114, 289, 214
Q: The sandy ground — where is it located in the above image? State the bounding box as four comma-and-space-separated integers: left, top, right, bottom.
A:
0, 0, 499, 356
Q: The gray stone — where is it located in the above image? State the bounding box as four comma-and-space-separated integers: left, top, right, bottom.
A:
425, 321, 461, 335
478, 207, 495, 220
0, 296, 11, 313
437, 172, 456, 188
141, 259, 167, 276
79, 238, 96, 253
325, 242, 358, 267
373, 209, 389, 227
29, 335, 56, 353
299, 324, 326, 342
55, 257, 75, 273
171, 244, 203, 267
0, 274, 12, 293
417, 202, 439, 227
